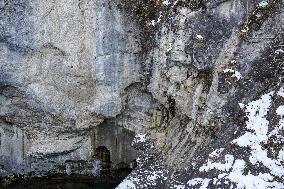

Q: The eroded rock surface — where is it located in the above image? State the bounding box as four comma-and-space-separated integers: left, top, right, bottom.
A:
118, 0, 284, 188
0, 0, 143, 176
1, 0, 284, 188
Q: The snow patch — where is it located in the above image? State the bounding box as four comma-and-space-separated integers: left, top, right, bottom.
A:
167, 43, 173, 52
116, 179, 137, 189
276, 105, 284, 116
223, 69, 242, 80
228, 159, 284, 189
233, 92, 273, 146
163, 0, 171, 6
134, 133, 147, 143
275, 49, 284, 54
232, 92, 284, 177
277, 87, 284, 97
173, 184, 185, 189
209, 148, 224, 158
199, 154, 234, 172
187, 178, 211, 189
191, 91, 284, 188
196, 34, 204, 40
258, 1, 268, 8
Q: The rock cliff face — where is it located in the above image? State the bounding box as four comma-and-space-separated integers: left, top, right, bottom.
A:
0, 0, 142, 175
1, 0, 284, 188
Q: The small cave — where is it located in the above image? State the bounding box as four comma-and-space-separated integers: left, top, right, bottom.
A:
94, 146, 111, 170
60, 118, 138, 188
2, 119, 138, 189
54, 118, 138, 188
91, 119, 137, 175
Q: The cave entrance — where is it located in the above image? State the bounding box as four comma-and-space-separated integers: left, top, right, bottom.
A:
94, 146, 111, 169
92, 119, 137, 171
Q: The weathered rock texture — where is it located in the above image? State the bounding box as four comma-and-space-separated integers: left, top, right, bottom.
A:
118, 0, 284, 188
1, 0, 284, 188
0, 0, 142, 175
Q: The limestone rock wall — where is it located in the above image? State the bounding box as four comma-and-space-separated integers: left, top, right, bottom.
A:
0, 0, 143, 175
118, 0, 284, 188
1, 0, 284, 188
146, 0, 284, 167
0, 122, 29, 175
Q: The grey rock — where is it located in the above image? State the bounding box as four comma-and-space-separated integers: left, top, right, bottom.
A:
0, 0, 284, 188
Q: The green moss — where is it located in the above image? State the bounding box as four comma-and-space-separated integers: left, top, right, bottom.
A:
261, 142, 268, 150
242, 161, 253, 176
116, 3, 123, 11
273, 145, 282, 158
261, 136, 284, 159
272, 175, 282, 182
197, 69, 213, 92
152, 108, 165, 129
172, 0, 206, 11
151, 96, 176, 129
167, 95, 176, 117
220, 69, 242, 87
240, 0, 281, 38
275, 95, 284, 104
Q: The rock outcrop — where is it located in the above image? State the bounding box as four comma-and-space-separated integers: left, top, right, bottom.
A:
1, 0, 284, 188
0, 0, 142, 176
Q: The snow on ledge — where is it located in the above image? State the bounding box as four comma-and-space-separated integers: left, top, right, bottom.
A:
116, 179, 137, 189
115, 89, 284, 189
133, 133, 147, 143
223, 69, 242, 80
189, 90, 284, 188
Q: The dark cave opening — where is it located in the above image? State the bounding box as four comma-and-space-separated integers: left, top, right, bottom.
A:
92, 119, 137, 172
94, 146, 111, 170
0, 119, 138, 189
